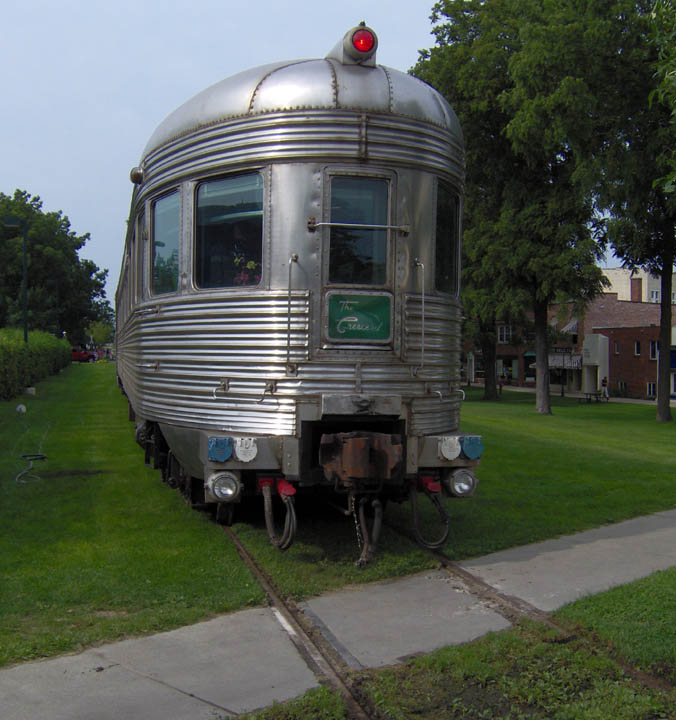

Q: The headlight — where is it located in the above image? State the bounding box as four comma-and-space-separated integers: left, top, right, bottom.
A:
443, 468, 478, 498
206, 471, 241, 502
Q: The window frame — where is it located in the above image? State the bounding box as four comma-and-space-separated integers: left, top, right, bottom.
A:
150, 189, 181, 297
434, 181, 461, 297
135, 210, 145, 302
193, 172, 264, 291
497, 325, 513, 345
322, 169, 394, 290
650, 339, 659, 360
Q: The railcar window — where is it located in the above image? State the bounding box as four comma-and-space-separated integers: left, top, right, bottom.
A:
152, 192, 180, 295
329, 177, 388, 285
435, 184, 459, 295
136, 211, 145, 301
195, 174, 263, 288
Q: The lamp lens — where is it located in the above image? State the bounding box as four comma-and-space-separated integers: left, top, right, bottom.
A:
352, 29, 374, 53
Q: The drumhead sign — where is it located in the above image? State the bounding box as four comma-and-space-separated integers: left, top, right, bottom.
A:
327, 293, 392, 342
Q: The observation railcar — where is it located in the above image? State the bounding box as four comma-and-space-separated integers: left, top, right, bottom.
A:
115, 23, 483, 564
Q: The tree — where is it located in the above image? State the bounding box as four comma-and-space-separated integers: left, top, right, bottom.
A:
583, 2, 676, 421
87, 318, 114, 347
0, 190, 111, 342
651, 0, 676, 193
416, 0, 607, 413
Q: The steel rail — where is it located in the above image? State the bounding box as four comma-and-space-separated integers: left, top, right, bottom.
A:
223, 526, 373, 720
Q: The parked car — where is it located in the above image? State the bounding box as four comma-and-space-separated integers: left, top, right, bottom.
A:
72, 346, 96, 362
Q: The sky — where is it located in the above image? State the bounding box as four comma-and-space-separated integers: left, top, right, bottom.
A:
0, 0, 440, 306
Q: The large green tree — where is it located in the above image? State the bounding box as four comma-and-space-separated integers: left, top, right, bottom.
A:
652, 0, 676, 193
0, 190, 110, 342
416, 0, 606, 413
489, 0, 674, 420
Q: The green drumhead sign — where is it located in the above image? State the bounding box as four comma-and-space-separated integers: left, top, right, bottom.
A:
328, 293, 391, 341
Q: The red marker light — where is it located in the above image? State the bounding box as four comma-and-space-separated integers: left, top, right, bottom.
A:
352, 29, 375, 53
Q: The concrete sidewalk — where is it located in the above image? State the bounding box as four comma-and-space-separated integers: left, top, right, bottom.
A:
4, 509, 676, 719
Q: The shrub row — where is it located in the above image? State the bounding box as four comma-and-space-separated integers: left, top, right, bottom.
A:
0, 328, 71, 400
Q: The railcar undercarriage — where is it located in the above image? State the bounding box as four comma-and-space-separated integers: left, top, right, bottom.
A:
132, 418, 479, 566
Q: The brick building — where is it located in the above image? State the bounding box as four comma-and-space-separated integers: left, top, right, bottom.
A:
592, 325, 661, 398
472, 288, 672, 399
574, 291, 667, 398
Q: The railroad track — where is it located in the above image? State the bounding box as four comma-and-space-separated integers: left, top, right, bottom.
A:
221, 519, 575, 720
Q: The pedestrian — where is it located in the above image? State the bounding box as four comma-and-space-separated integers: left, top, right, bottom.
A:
601, 376, 609, 400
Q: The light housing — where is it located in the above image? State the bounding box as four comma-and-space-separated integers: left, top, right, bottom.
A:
205, 471, 242, 502
442, 468, 478, 498
326, 22, 378, 66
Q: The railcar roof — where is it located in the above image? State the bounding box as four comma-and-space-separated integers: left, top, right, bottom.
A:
142, 56, 461, 158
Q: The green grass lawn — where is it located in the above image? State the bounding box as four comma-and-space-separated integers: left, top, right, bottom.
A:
349, 618, 676, 720
558, 567, 676, 685
0, 362, 265, 668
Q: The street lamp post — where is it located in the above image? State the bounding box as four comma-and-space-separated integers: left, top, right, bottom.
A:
2, 215, 29, 343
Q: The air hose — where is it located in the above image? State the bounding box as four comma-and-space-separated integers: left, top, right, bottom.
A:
262, 483, 297, 552
409, 482, 451, 550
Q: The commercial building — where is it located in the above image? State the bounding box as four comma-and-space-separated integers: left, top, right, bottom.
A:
470, 268, 675, 399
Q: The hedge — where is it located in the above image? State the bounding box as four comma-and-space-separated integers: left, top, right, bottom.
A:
0, 328, 71, 400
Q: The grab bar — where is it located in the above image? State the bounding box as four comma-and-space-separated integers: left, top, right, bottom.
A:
414, 258, 425, 375
286, 254, 298, 375
307, 218, 409, 234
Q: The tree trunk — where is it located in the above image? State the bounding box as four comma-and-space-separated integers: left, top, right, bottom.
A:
480, 329, 499, 401
657, 240, 674, 422
534, 297, 552, 414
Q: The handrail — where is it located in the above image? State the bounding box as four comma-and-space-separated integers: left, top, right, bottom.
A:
307, 217, 409, 234
287, 254, 299, 374
414, 258, 425, 375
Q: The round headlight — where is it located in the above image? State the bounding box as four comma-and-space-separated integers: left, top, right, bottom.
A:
443, 468, 477, 498
208, 472, 241, 501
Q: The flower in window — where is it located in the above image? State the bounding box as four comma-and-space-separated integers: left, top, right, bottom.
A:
233, 254, 261, 286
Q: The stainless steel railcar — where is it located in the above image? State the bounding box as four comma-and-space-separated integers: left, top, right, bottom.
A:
115, 23, 483, 564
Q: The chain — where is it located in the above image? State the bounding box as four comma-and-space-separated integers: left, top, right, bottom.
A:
350, 493, 363, 549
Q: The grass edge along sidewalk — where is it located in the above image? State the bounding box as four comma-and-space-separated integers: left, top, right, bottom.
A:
244, 610, 676, 719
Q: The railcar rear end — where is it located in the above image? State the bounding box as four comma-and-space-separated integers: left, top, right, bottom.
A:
115, 23, 483, 563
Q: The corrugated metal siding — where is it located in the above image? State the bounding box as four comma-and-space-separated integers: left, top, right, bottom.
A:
404, 294, 463, 434
140, 111, 463, 197
118, 291, 464, 437
117, 292, 309, 435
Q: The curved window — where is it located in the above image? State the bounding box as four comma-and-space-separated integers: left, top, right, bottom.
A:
329, 176, 388, 286
195, 174, 263, 288
152, 192, 180, 295
435, 184, 460, 295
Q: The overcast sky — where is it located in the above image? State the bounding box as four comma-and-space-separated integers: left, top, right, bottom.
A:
0, 0, 440, 304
